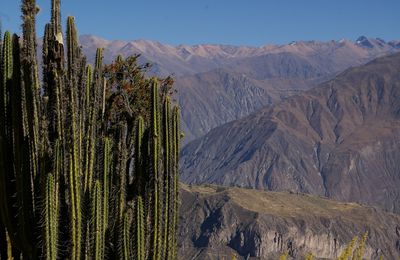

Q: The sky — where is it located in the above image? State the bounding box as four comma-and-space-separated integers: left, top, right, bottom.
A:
1, 0, 399, 46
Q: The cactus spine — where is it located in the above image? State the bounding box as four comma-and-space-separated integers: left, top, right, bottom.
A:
0, 0, 181, 259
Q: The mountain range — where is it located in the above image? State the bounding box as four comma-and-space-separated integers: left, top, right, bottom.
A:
78, 35, 400, 142
181, 52, 400, 214
77, 34, 400, 213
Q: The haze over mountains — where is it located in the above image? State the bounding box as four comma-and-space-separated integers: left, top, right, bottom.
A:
181, 52, 400, 214
79, 35, 400, 141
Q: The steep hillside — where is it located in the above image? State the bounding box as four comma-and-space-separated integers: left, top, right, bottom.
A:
181, 52, 400, 213
175, 69, 291, 141
178, 184, 400, 259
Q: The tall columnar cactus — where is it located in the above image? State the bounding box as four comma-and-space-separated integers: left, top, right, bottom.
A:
0, 31, 13, 240
0, 0, 181, 259
21, 0, 41, 196
0, 31, 19, 260
162, 96, 171, 259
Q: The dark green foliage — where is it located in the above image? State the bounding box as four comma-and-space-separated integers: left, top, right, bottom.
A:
0, 0, 181, 259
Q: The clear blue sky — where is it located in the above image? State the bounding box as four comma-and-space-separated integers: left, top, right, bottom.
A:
1, 0, 399, 46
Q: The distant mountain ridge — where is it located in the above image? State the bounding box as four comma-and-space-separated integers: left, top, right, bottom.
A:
80, 34, 399, 76
78, 35, 399, 141
181, 52, 400, 213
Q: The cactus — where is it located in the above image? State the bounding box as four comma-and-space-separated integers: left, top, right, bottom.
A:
91, 180, 103, 260
83, 64, 94, 193
354, 231, 368, 260
279, 252, 288, 260
151, 79, 162, 260
135, 116, 145, 188
65, 14, 84, 260
122, 211, 132, 260
134, 196, 145, 260
0, 30, 14, 243
44, 173, 59, 260
0, 0, 181, 259
338, 236, 358, 260
21, 0, 41, 196
102, 137, 111, 237
169, 105, 181, 259
161, 96, 170, 259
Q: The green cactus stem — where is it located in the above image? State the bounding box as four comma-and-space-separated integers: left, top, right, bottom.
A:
44, 173, 59, 260
151, 79, 161, 260
162, 96, 171, 258
134, 196, 145, 260
171, 106, 181, 259
0, 31, 14, 240
92, 180, 103, 260
122, 211, 131, 260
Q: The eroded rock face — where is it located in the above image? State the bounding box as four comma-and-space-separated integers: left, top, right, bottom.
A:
181, 52, 400, 213
178, 185, 400, 259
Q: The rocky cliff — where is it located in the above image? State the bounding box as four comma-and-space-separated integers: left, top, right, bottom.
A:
178, 184, 400, 259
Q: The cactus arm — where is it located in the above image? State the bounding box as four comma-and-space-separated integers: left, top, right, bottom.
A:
171, 106, 181, 259
162, 96, 171, 258
83, 65, 94, 193
150, 79, 161, 260
0, 31, 15, 240
122, 211, 131, 260
101, 137, 111, 257
21, 0, 41, 187
134, 196, 145, 260
92, 180, 103, 260
44, 173, 59, 260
